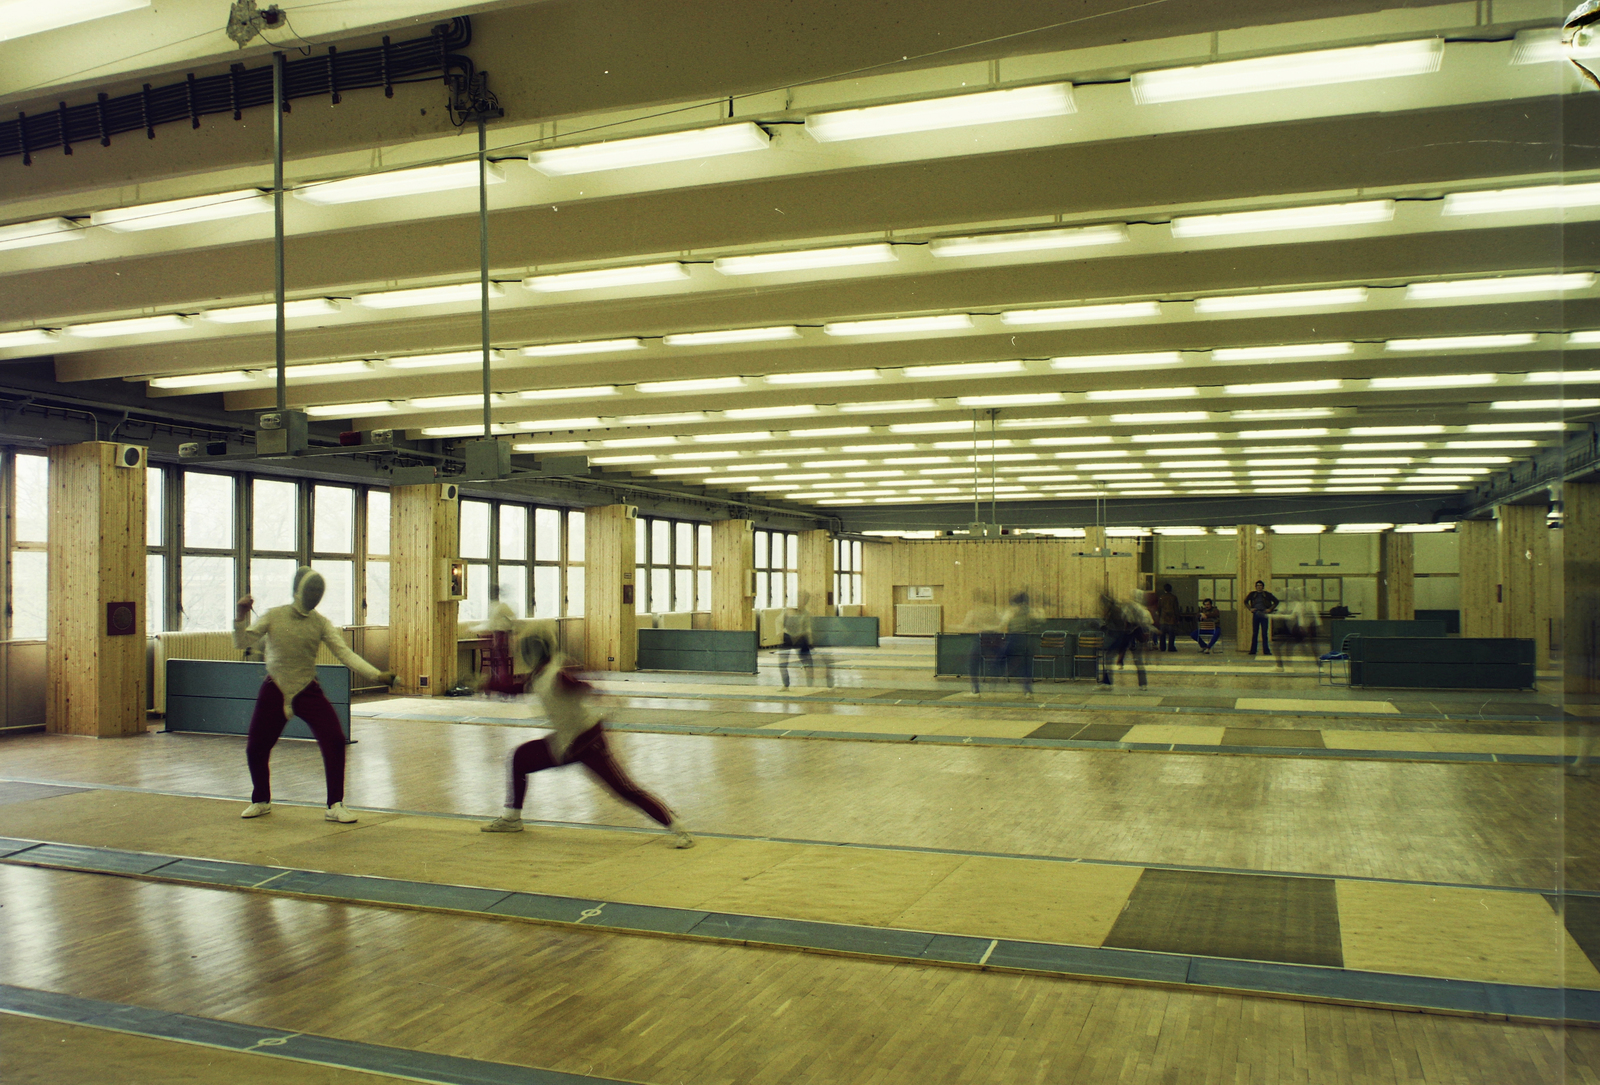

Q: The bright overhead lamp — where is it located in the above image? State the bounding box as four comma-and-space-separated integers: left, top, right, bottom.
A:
148, 370, 256, 389
1529, 367, 1600, 381
597, 437, 679, 449
931, 224, 1127, 258
518, 386, 618, 400
295, 162, 501, 206
671, 450, 740, 460
1231, 408, 1336, 420
1111, 411, 1207, 423
805, 82, 1075, 142
792, 426, 870, 437
804, 459, 868, 468
1446, 439, 1538, 448
1093, 472, 1155, 481
91, 189, 271, 231
664, 326, 800, 347
1347, 425, 1444, 436
1153, 526, 1209, 536
1029, 435, 1110, 445
1343, 442, 1425, 450
357, 283, 504, 310
529, 121, 769, 175
1161, 459, 1229, 467
693, 430, 771, 442
204, 298, 342, 324
1213, 343, 1353, 362
1492, 398, 1600, 409
1385, 334, 1537, 351
905, 361, 1027, 378
409, 393, 506, 409
1085, 461, 1150, 471
1240, 427, 1329, 439
998, 417, 1090, 430
1368, 373, 1497, 389
619, 412, 707, 426
651, 466, 714, 475
388, 350, 505, 369
522, 338, 642, 358
67, 314, 192, 338
287, 361, 375, 378
767, 369, 879, 386
854, 444, 921, 453
1133, 432, 1218, 443
517, 417, 603, 431
1338, 457, 1413, 464
1086, 386, 1197, 401
1415, 466, 1489, 474
1195, 287, 1367, 313
1511, 25, 1600, 65
725, 404, 821, 419
1405, 273, 1595, 300
1270, 524, 1326, 535
714, 244, 896, 276
1246, 458, 1320, 466
958, 393, 1063, 407
636, 376, 747, 394
304, 401, 395, 418
433, 425, 515, 438
1171, 201, 1394, 238
1471, 421, 1569, 431
1395, 523, 1455, 532
1001, 301, 1160, 325
1443, 181, 1600, 215
1052, 351, 1182, 371
890, 421, 973, 434
824, 314, 973, 336
1224, 379, 1343, 395
526, 262, 690, 293
590, 454, 657, 464
0, 217, 83, 251
0, 328, 61, 348
839, 399, 938, 413
1131, 38, 1443, 104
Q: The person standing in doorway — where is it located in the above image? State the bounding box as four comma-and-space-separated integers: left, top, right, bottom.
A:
1191, 598, 1222, 654
1244, 579, 1280, 656
234, 567, 394, 822
1156, 583, 1180, 652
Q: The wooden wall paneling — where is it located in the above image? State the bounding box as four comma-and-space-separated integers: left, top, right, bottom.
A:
1566, 482, 1600, 702
46, 442, 146, 737
1235, 525, 1272, 654
1498, 503, 1552, 666
582, 505, 636, 671
710, 519, 754, 631
1458, 519, 1499, 638
389, 484, 459, 696
1377, 532, 1415, 620
861, 541, 893, 633
797, 530, 833, 611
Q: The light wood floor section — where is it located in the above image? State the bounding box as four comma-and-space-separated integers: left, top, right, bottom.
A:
3, 865, 1595, 1085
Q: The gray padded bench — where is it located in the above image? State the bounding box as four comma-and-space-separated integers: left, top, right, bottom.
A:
808, 616, 879, 647
163, 659, 353, 740
636, 629, 759, 673
1347, 637, 1536, 690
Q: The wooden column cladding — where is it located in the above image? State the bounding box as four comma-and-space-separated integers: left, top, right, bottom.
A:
1234, 525, 1272, 654
582, 505, 636, 672
1497, 503, 1552, 667
797, 529, 834, 611
390, 483, 459, 696
46, 442, 146, 737
1565, 482, 1600, 706
711, 519, 755, 630
1458, 519, 1499, 638
1377, 532, 1415, 621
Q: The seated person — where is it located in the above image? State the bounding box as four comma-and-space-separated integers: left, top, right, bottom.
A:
1191, 598, 1221, 654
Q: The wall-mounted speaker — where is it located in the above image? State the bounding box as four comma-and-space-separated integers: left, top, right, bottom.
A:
440, 483, 460, 502
624, 505, 638, 519
115, 444, 147, 469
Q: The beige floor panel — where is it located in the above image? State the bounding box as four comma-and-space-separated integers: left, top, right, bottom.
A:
1236, 698, 1399, 714
689, 846, 966, 927
569, 837, 805, 907
903, 717, 1040, 738
890, 856, 1143, 946
1122, 725, 1226, 745
1320, 730, 1442, 752
1337, 880, 1600, 989
761, 715, 922, 734
1421, 734, 1566, 756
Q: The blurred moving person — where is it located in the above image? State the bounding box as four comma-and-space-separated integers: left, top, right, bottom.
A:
999, 591, 1044, 694
1100, 590, 1152, 689
1276, 589, 1319, 671
1155, 583, 1180, 652
1191, 598, 1222, 654
478, 583, 522, 696
780, 592, 829, 687
962, 593, 1004, 694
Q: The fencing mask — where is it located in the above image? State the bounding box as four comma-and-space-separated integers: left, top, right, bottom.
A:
293, 566, 326, 613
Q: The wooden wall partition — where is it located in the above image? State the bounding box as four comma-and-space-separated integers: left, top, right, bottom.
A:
583, 505, 636, 671
1234, 525, 1272, 654
1458, 519, 1498, 638
1497, 503, 1552, 666
1566, 482, 1600, 703
860, 538, 1137, 635
711, 519, 755, 630
46, 442, 146, 737
389, 484, 459, 696
797, 529, 833, 610
1377, 532, 1415, 620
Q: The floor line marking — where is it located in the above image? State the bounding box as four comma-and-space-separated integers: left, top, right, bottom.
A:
979, 939, 998, 965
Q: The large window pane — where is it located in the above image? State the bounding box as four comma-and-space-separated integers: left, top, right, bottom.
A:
367, 490, 391, 556
534, 565, 560, 618
565, 566, 584, 616
635, 516, 647, 557
318, 559, 354, 627
181, 555, 235, 630
651, 568, 670, 613
568, 511, 585, 563
146, 553, 165, 633
11, 550, 46, 638
786, 571, 798, 607
14, 454, 47, 543
365, 560, 390, 625
185, 474, 234, 550
250, 557, 299, 611
755, 531, 768, 569
499, 505, 527, 561
147, 467, 163, 546
675, 569, 692, 612
497, 564, 527, 619
697, 569, 710, 610
635, 566, 647, 607
676, 522, 692, 565
698, 524, 711, 566
534, 508, 560, 561
652, 520, 670, 563
785, 538, 798, 571
756, 573, 768, 611
253, 479, 297, 552
461, 501, 490, 560
461, 562, 490, 623
313, 485, 354, 555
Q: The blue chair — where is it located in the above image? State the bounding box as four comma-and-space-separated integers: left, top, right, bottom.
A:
1318, 634, 1357, 686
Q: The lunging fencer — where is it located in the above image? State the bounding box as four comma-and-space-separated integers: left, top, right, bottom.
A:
234, 566, 394, 822
480, 631, 694, 847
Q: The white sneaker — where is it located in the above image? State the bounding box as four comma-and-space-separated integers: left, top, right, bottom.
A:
325, 802, 358, 823
672, 829, 696, 849
240, 802, 272, 819
480, 816, 524, 833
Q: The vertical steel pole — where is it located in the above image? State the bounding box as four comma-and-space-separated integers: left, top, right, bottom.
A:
272, 52, 286, 414
479, 117, 492, 438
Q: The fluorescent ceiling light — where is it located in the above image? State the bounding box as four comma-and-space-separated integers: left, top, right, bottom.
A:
1241, 427, 1328, 439
1132, 432, 1215, 443
838, 399, 937, 413
529, 122, 769, 175
1001, 301, 1160, 325
1052, 351, 1181, 371
0, 217, 83, 251
671, 451, 740, 460
1446, 440, 1538, 448
0, 328, 60, 348
1195, 287, 1367, 313
890, 421, 973, 434
767, 369, 879, 385
1029, 436, 1109, 445
1131, 39, 1443, 104
1338, 457, 1413, 464
792, 426, 870, 437
409, 393, 505, 409
304, 401, 394, 418
619, 412, 706, 426
1344, 442, 1426, 450
958, 393, 1064, 407
1386, 333, 1537, 351
824, 314, 972, 336
693, 430, 770, 442
1444, 181, 1600, 216
714, 244, 896, 276
1112, 411, 1207, 423
517, 417, 603, 431
296, 162, 501, 206
664, 326, 800, 347
725, 405, 821, 419
1231, 408, 1336, 420
526, 263, 690, 293
1510, 26, 1600, 65
1225, 379, 1342, 395
998, 417, 1090, 429
1492, 398, 1600, 410
598, 436, 678, 448
1347, 425, 1443, 436
1161, 460, 1229, 467
905, 361, 1025, 378
1086, 386, 1197, 401
931, 224, 1126, 258
388, 350, 504, 369
1529, 368, 1600, 381
1415, 466, 1489, 474
148, 370, 256, 389
1172, 200, 1393, 238
1247, 458, 1319, 466
1467, 421, 1567, 431
1368, 373, 1497, 389
287, 361, 374, 378
651, 466, 714, 475
1213, 343, 1353, 362
635, 377, 746, 394
590, 455, 657, 464
1395, 523, 1454, 532
522, 338, 642, 358
1405, 273, 1595, 300
91, 190, 270, 231
357, 283, 504, 310
67, 314, 192, 338
519, 386, 618, 400
204, 298, 342, 324
806, 82, 1075, 142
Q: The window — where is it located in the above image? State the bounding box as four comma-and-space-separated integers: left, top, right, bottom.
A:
566, 510, 585, 616
147, 466, 168, 633
697, 524, 711, 613
533, 507, 561, 618
834, 538, 862, 607
311, 485, 355, 627
495, 504, 529, 619
180, 472, 236, 631
754, 529, 796, 610
636, 516, 705, 613
10, 453, 48, 639
250, 478, 299, 614
459, 499, 492, 624
365, 490, 390, 625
